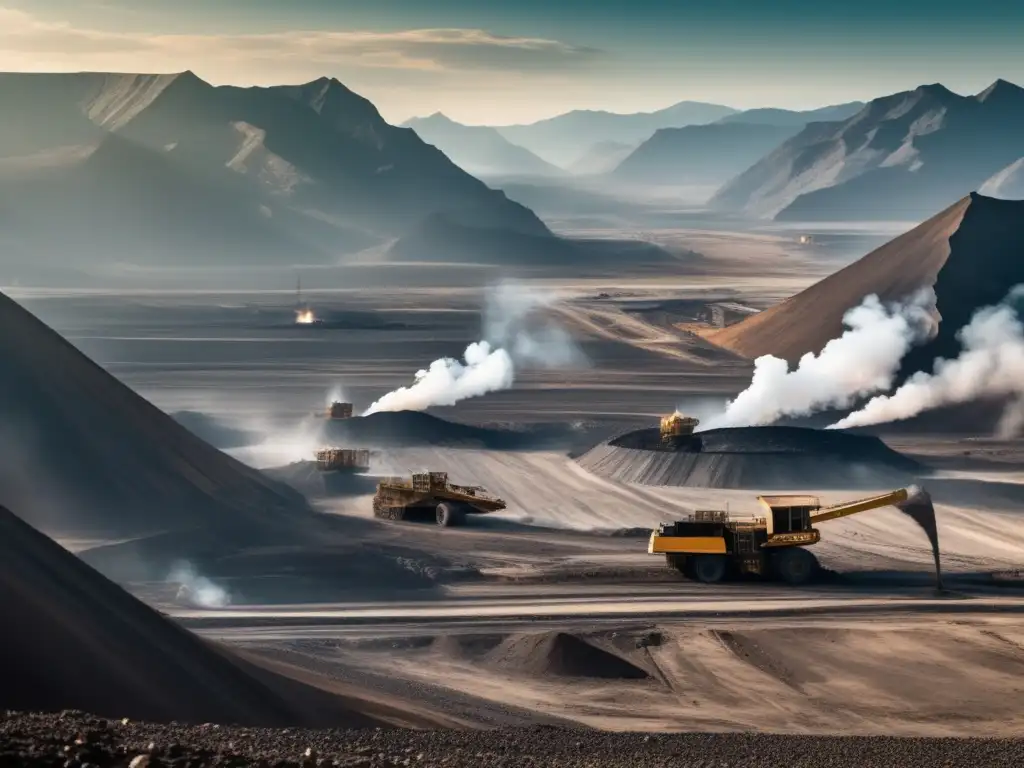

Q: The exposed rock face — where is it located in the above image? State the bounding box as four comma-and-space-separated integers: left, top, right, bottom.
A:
711, 80, 1024, 220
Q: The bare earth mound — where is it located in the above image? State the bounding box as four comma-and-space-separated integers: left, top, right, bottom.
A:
0, 291, 315, 543
706, 195, 969, 364
708, 194, 1024, 375
577, 426, 922, 489
486, 631, 650, 680
0, 503, 424, 728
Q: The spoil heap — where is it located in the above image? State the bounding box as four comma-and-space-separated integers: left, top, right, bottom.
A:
577, 426, 923, 489
0, 503, 423, 727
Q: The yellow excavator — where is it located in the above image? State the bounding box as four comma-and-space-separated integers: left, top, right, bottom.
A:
649, 487, 917, 585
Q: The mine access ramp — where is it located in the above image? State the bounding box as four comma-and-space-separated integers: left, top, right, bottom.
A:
649, 487, 924, 585
373, 471, 506, 527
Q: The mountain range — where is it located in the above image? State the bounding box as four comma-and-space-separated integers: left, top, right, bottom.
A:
493, 101, 739, 166
0, 71, 553, 271
403, 113, 561, 178
710, 80, 1024, 220
610, 122, 803, 186
714, 102, 866, 127
608, 102, 868, 186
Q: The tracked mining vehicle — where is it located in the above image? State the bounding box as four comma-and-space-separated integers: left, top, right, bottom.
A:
649, 487, 912, 585
315, 448, 372, 473
373, 472, 506, 527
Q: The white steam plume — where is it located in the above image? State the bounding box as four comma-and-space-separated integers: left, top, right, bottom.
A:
830, 287, 1024, 431
364, 282, 583, 415
364, 341, 514, 414
703, 290, 935, 430
168, 561, 231, 608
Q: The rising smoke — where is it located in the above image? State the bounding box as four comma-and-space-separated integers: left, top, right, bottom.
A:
363, 283, 584, 414
703, 290, 935, 430
167, 561, 231, 608
830, 286, 1024, 432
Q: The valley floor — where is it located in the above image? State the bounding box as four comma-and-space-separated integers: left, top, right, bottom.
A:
11, 223, 1024, 743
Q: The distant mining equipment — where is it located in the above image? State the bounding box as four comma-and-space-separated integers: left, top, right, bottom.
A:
315, 447, 377, 496
325, 401, 354, 420
658, 412, 701, 451
315, 447, 373, 474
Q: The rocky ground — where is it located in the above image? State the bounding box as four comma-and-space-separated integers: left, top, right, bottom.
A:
4, 711, 1023, 768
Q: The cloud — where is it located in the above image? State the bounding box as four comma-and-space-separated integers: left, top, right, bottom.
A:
0, 7, 601, 74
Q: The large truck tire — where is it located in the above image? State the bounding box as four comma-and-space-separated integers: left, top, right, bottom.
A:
692, 554, 728, 584
436, 501, 464, 527
772, 547, 819, 585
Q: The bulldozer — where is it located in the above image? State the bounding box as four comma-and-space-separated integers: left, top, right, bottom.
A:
315, 448, 372, 473
649, 487, 919, 585
373, 472, 506, 527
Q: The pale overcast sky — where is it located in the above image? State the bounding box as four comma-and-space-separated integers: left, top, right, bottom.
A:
2, 0, 1022, 124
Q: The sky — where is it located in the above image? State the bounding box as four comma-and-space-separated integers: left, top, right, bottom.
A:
2, 0, 1023, 125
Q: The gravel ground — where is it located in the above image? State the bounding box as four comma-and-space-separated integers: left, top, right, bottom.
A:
4, 711, 1024, 768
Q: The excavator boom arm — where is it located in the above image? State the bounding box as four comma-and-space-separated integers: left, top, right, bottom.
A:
810, 488, 909, 524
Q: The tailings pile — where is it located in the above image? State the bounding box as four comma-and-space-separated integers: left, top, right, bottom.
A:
577, 426, 924, 489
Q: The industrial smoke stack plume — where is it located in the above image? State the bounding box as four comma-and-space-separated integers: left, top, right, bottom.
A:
364, 282, 585, 414
703, 290, 935, 430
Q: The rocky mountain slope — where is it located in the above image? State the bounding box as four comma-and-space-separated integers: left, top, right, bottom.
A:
0, 71, 553, 269
710, 80, 1024, 220
404, 112, 561, 177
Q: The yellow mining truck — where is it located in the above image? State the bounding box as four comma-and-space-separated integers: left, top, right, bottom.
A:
373, 472, 506, 527
315, 448, 372, 473
649, 487, 917, 585
660, 412, 700, 446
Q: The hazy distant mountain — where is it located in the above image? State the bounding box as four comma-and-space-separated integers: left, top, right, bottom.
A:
0, 71, 554, 270
495, 101, 739, 167
569, 141, 636, 176
611, 122, 801, 186
714, 102, 865, 127
403, 113, 561, 178
979, 157, 1024, 199
710, 80, 1024, 220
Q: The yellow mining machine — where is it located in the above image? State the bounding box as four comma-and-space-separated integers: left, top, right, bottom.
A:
660, 412, 700, 446
373, 472, 506, 527
649, 487, 913, 585
315, 448, 372, 473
